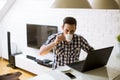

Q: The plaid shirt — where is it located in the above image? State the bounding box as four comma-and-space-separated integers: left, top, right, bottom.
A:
44, 33, 93, 69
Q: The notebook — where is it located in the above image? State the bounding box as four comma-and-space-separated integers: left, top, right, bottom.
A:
67, 46, 114, 72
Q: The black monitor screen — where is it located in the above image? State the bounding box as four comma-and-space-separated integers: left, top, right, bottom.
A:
27, 24, 58, 49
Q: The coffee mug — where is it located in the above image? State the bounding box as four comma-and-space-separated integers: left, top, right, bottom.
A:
65, 34, 73, 42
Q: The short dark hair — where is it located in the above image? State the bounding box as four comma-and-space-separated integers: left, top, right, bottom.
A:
63, 17, 77, 26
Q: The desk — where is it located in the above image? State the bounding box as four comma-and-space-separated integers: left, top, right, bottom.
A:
29, 66, 120, 80
29, 52, 120, 80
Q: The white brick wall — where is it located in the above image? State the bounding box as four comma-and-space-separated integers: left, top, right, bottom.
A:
74, 10, 120, 49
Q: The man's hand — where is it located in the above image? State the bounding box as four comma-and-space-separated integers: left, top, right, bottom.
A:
54, 34, 65, 45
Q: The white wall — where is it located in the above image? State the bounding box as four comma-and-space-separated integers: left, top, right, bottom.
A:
0, 0, 120, 59
0, 0, 16, 57
0, 0, 16, 21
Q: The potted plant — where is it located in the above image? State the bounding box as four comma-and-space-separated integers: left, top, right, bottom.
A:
117, 34, 120, 53
117, 34, 120, 42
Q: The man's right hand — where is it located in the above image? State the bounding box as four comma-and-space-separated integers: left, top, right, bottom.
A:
54, 34, 65, 45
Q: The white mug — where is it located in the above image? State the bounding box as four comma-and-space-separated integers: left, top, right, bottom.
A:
65, 34, 73, 42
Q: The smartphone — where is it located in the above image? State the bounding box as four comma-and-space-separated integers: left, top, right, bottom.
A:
65, 73, 76, 79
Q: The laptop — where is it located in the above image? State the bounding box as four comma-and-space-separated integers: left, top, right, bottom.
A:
67, 46, 114, 72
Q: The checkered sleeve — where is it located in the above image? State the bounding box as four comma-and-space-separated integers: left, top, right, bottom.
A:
80, 36, 94, 53
43, 34, 56, 45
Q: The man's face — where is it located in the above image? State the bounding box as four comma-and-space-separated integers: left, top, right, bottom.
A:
62, 23, 76, 35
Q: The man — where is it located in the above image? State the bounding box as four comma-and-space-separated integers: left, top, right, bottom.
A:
39, 17, 94, 69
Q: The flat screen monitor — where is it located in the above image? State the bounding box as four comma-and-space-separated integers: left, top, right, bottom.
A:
27, 24, 58, 49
